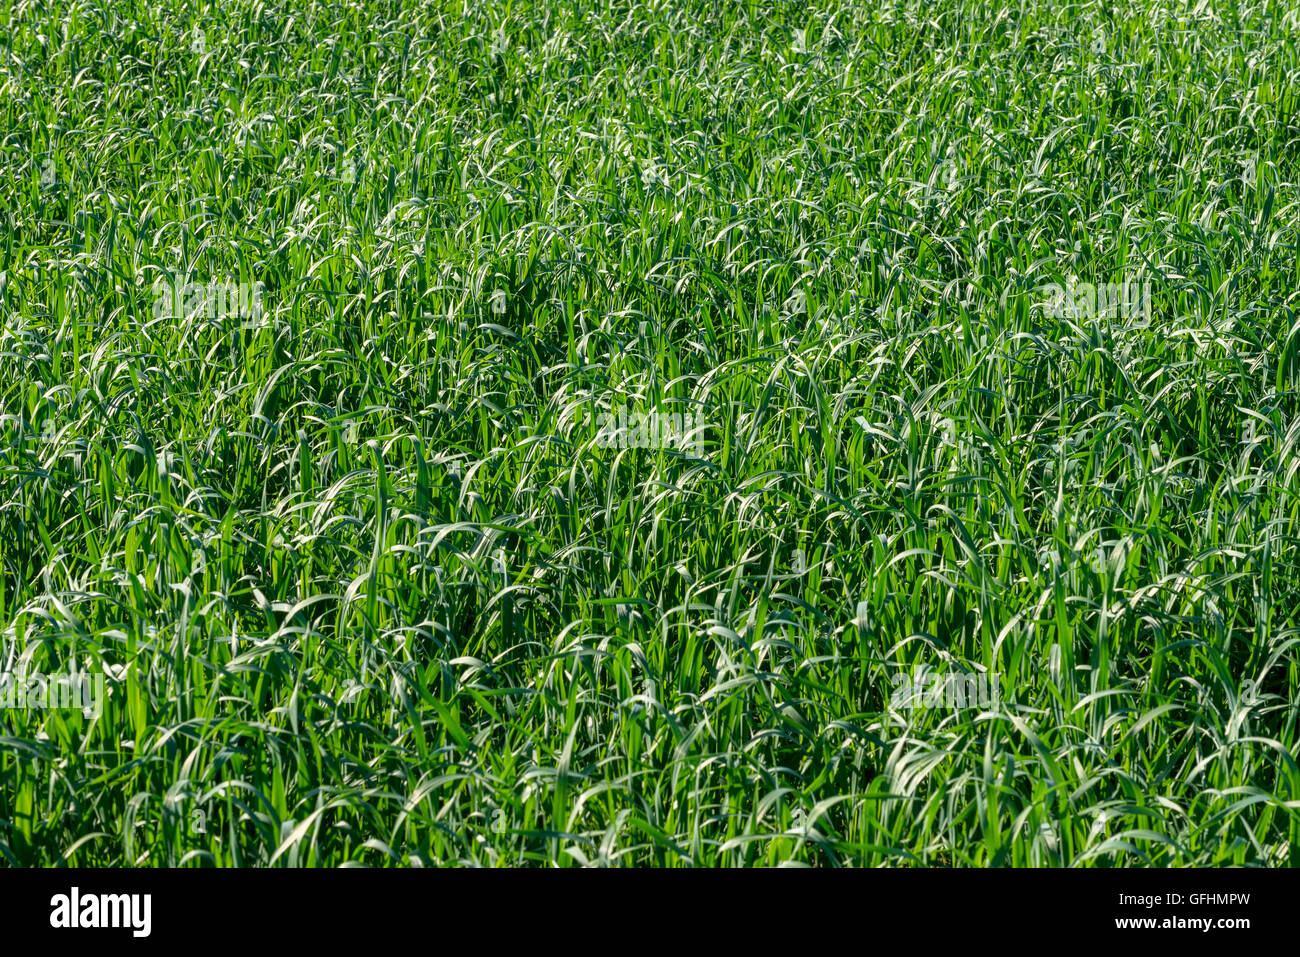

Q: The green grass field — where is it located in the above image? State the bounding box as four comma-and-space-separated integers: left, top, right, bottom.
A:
3, 0, 1300, 867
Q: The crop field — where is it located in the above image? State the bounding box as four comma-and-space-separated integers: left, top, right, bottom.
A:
2, 0, 1300, 867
